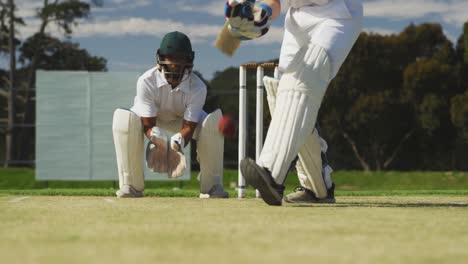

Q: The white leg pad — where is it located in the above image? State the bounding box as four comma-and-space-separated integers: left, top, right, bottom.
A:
112, 108, 144, 192
195, 109, 224, 193
264, 74, 331, 198
296, 130, 327, 198
258, 43, 331, 184
264, 76, 280, 114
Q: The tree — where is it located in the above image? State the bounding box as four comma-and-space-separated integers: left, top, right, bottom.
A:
0, 0, 22, 54
464, 22, 468, 63
319, 31, 410, 170
12, 0, 105, 164
1, 0, 105, 166
320, 23, 458, 171
19, 34, 107, 71
1, 0, 24, 167
450, 21, 468, 170
451, 91, 468, 140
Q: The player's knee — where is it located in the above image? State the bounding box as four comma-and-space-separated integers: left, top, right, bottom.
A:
112, 108, 142, 134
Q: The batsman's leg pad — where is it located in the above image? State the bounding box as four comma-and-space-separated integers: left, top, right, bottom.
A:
263, 76, 280, 114
265, 74, 332, 197
296, 129, 330, 198
258, 43, 331, 184
112, 108, 144, 192
195, 109, 225, 193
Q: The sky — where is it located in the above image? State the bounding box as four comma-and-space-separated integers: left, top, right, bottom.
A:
9, 0, 468, 80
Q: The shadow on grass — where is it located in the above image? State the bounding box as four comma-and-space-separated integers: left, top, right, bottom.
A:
288, 202, 468, 208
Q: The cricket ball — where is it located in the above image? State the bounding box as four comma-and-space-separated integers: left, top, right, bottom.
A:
218, 115, 237, 138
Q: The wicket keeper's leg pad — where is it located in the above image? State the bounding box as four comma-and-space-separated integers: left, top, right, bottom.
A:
112, 108, 145, 192
194, 109, 225, 193
258, 43, 331, 184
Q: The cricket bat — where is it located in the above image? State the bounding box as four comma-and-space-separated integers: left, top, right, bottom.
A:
215, 21, 241, 57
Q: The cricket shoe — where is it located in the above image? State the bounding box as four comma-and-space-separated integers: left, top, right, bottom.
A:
116, 184, 144, 198
240, 158, 285, 206
284, 183, 336, 204
199, 184, 229, 199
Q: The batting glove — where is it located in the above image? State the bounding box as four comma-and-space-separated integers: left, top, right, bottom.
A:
225, 0, 272, 40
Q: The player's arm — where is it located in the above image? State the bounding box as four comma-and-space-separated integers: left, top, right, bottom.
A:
258, 0, 281, 20
180, 120, 198, 148
142, 116, 157, 140
175, 76, 205, 148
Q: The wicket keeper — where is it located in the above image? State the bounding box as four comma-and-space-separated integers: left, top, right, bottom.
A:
112, 31, 229, 199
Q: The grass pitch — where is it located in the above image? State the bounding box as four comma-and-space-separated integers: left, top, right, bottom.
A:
1, 195, 468, 264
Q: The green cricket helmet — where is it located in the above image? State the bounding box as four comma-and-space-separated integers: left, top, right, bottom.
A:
157, 31, 195, 88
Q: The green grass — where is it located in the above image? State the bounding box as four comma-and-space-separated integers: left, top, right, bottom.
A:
333, 170, 468, 190
1, 188, 468, 197
1, 195, 468, 264
1, 169, 468, 263
1, 168, 468, 195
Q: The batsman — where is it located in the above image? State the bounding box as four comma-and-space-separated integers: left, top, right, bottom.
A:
224, 0, 363, 205
112, 31, 229, 199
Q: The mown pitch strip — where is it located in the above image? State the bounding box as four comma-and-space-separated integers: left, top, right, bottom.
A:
1, 196, 468, 264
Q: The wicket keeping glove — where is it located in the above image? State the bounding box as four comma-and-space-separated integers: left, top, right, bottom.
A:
167, 133, 187, 178
225, 0, 272, 40
146, 127, 169, 173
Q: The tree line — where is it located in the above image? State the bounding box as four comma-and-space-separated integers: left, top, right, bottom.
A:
1, 0, 467, 171
0, 0, 106, 167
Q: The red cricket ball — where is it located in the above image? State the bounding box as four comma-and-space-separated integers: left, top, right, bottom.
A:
218, 115, 237, 138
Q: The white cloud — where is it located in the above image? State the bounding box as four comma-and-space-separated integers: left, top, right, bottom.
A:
173, 0, 290, 16
110, 60, 152, 71
15, 0, 42, 18
172, 0, 468, 26
14, 0, 464, 48
71, 17, 222, 43
440, 3, 468, 26
14, 0, 226, 43
14, 0, 152, 18
365, 0, 446, 18
14, 1, 282, 45
17, 19, 40, 39
174, 0, 468, 28
364, 0, 468, 26
174, 1, 224, 16
71, 17, 285, 45
93, 0, 152, 13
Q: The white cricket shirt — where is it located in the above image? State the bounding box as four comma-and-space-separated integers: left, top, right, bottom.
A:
130, 67, 207, 123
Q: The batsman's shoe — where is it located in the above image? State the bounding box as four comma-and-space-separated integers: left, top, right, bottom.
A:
199, 184, 229, 199
240, 158, 285, 206
284, 184, 336, 204
116, 184, 144, 198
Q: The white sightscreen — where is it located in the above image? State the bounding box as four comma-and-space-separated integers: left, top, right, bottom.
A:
36, 71, 191, 181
